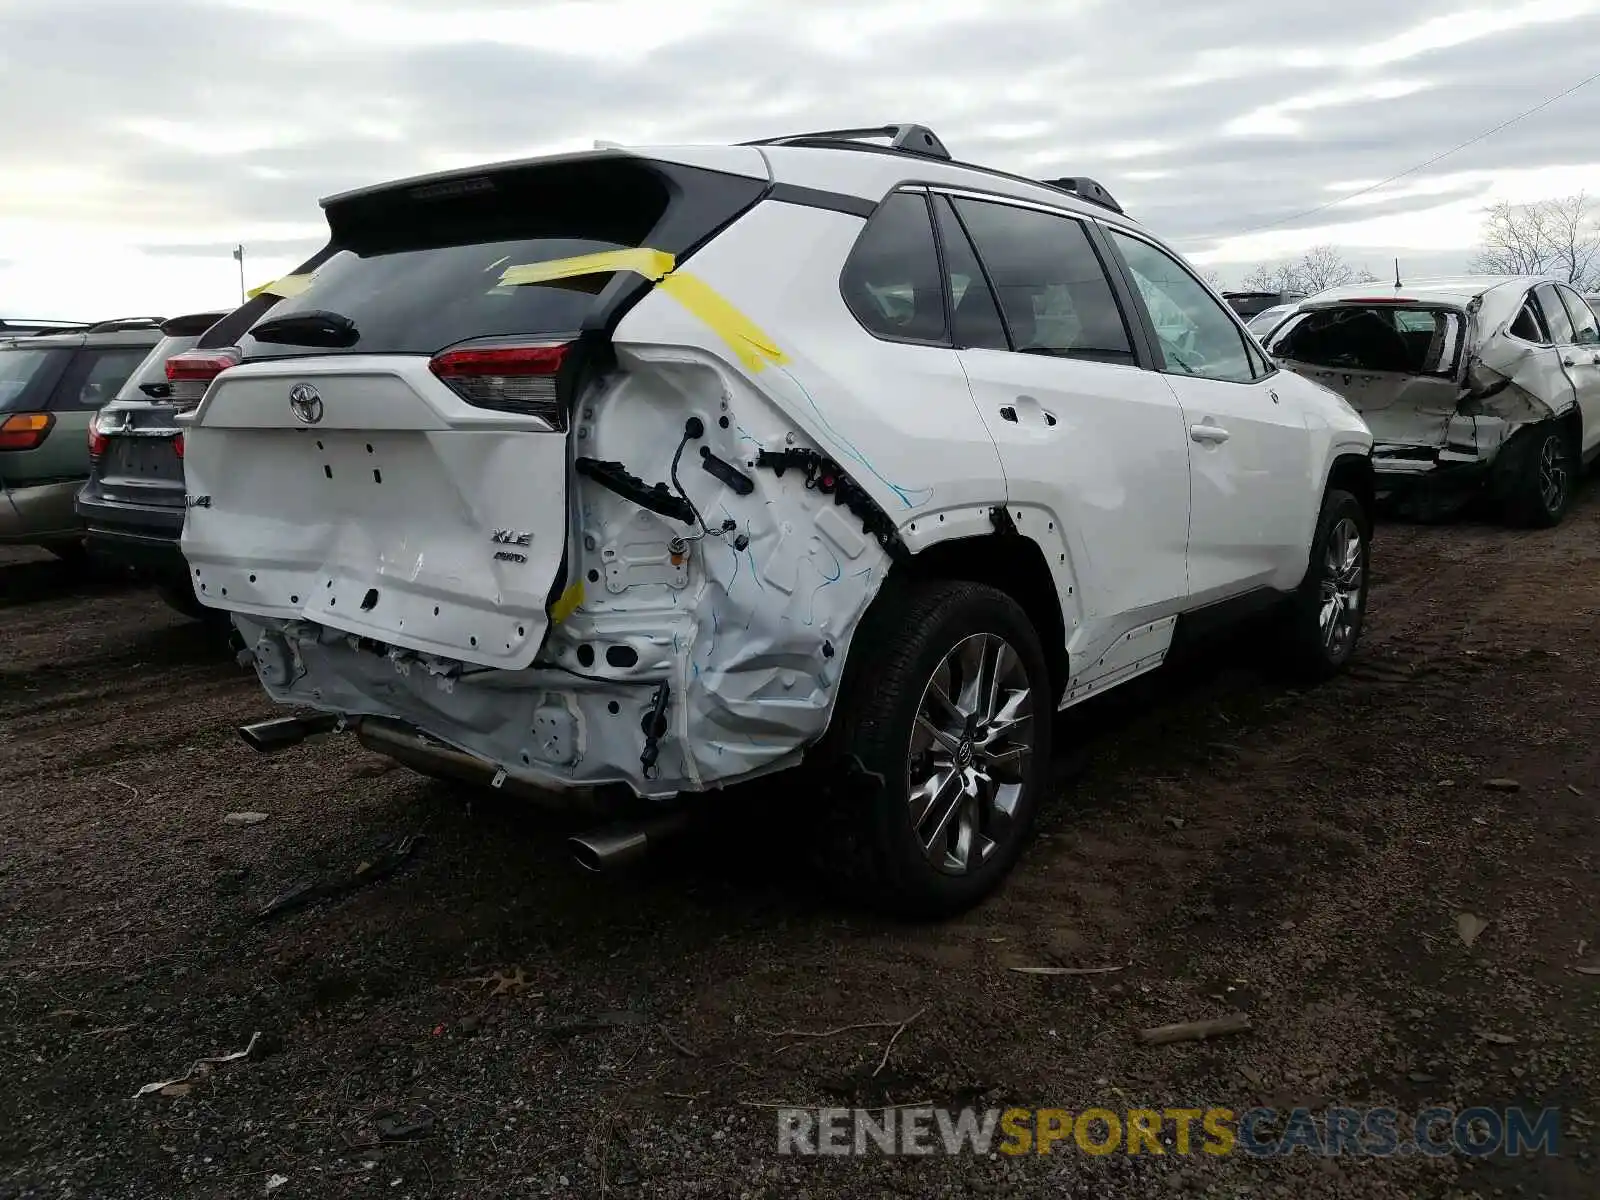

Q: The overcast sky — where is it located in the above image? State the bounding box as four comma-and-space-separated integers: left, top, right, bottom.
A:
3, 0, 1600, 318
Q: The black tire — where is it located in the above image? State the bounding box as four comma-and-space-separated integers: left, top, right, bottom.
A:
1501, 421, 1575, 529
817, 579, 1054, 918
156, 581, 229, 630
1274, 488, 1370, 682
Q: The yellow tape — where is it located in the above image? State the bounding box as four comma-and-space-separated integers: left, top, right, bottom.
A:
656, 272, 789, 373
548, 580, 585, 625
496, 247, 788, 373
498, 248, 675, 289
246, 273, 313, 300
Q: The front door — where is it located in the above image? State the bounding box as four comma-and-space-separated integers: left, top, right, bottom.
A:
1102, 228, 1314, 600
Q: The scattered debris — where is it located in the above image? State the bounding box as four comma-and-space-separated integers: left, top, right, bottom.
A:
1137, 1013, 1252, 1046
872, 1006, 927, 1077
1568, 784, 1585, 797
1164, 815, 1186, 831
374, 1113, 435, 1143
1483, 778, 1522, 793
1456, 912, 1489, 948
1010, 964, 1127, 977
256, 833, 421, 921
1238, 1066, 1263, 1087
223, 812, 269, 827
1473, 1029, 1516, 1045
265, 1175, 289, 1194
1574, 966, 1600, 977
464, 967, 536, 998
134, 1031, 261, 1099
1408, 1072, 1437, 1084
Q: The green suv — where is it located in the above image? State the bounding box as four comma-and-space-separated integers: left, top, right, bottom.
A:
0, 318, 164, 558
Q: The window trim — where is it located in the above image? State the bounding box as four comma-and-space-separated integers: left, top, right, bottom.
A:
930, 193, 1011, 352
1100, 225, 1275, 386
933, 188, 1150, 369
836, 186, 954, 350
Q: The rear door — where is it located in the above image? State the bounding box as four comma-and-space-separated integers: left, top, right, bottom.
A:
0, 342, 76, 503
181, 152, 770, 670
935, 191, 1192, 626
1103, 228, 1313, 599
1553, 283, 1600, 459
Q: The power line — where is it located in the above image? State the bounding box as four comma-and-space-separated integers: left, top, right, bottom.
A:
1212, 65, 1600, 241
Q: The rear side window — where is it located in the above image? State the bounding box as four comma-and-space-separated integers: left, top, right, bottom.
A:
0, 347, 70, 412
1557, 284, 1600, 346
1271, 306, 1463, 377
1534, 284, 1576, 345
952, 198, 1133, 362
840, 191, 947, 344
1509, 296, 1549, 344
53, 347, 152, 411
239, 157, 764, 360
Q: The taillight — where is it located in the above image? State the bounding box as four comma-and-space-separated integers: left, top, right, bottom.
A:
88, 413, 109, 460
164, 347, 241, 406
428, 342, 569, 429
172, 432, 184, 459
0, 412, 53, 451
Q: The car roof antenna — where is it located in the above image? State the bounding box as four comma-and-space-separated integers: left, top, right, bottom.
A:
1394, 258, 1403, 289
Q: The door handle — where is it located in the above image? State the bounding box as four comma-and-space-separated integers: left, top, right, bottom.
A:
999, 405, 1018, 423
1564, 357, 1577, 367
1190, 423, 1230, 445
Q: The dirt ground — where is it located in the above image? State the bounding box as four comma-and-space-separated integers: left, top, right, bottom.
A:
3, 488, 1599, 1200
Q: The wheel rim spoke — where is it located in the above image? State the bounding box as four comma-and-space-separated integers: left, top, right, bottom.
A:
1318, 517, 1363, 657
907, 630, 1036, 876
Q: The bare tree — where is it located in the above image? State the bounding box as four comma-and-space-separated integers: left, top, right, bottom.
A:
1241, 245, 1378, 295
1469, 194, 1600, 289
1198, 267, 1226, 292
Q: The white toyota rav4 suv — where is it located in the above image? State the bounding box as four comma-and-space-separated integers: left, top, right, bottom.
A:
179, 124, 1374, 915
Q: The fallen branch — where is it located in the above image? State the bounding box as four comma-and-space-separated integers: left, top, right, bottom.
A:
658, 1024, 699, 1059
1137, 1013, 1252, 1046
872, 1006, 927, 1077
1010, 964, 1127, 977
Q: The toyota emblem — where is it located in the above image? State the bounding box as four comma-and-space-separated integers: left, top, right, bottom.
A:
288, 382, 323, 425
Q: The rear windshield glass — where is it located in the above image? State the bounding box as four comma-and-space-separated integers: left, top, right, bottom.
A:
239, 237, 637, 361
1269, 305, 1463, 376
0, 347, 68, 412
240, 157, 681, 361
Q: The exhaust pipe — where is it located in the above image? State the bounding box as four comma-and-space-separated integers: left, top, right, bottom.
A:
569, 810, 693, 872
239, 712, 341, 753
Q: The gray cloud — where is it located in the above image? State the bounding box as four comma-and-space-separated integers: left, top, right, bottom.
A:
1, 0, 1597, 282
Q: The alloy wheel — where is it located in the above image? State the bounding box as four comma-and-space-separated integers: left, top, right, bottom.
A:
1538, 433, 1570, 514
905, 633, 1035, 876
1318, 516, 1364, 659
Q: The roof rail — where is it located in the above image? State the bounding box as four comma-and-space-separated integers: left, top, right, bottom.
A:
0, 318, 88, 334
1040, 177, 1124, 215
84, 317, 166, 334
744, 123, 952, 161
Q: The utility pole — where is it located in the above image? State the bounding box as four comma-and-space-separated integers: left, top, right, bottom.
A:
233, 244, 246, 304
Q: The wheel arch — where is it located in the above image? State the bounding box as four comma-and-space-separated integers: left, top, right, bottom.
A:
1324, 451, 1374, 519
884, 531, 1070, 699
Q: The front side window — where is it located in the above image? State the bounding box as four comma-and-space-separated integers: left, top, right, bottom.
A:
1108, 230, 1255, 383
1534, 283, 1576, 346
840, 190, 947, 344
951, 197, 1134, 363
1556, 284, 1600, 346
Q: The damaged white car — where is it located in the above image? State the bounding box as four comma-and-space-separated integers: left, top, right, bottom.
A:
1265, 277, 1600, 525
179, 124, 1373, 915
